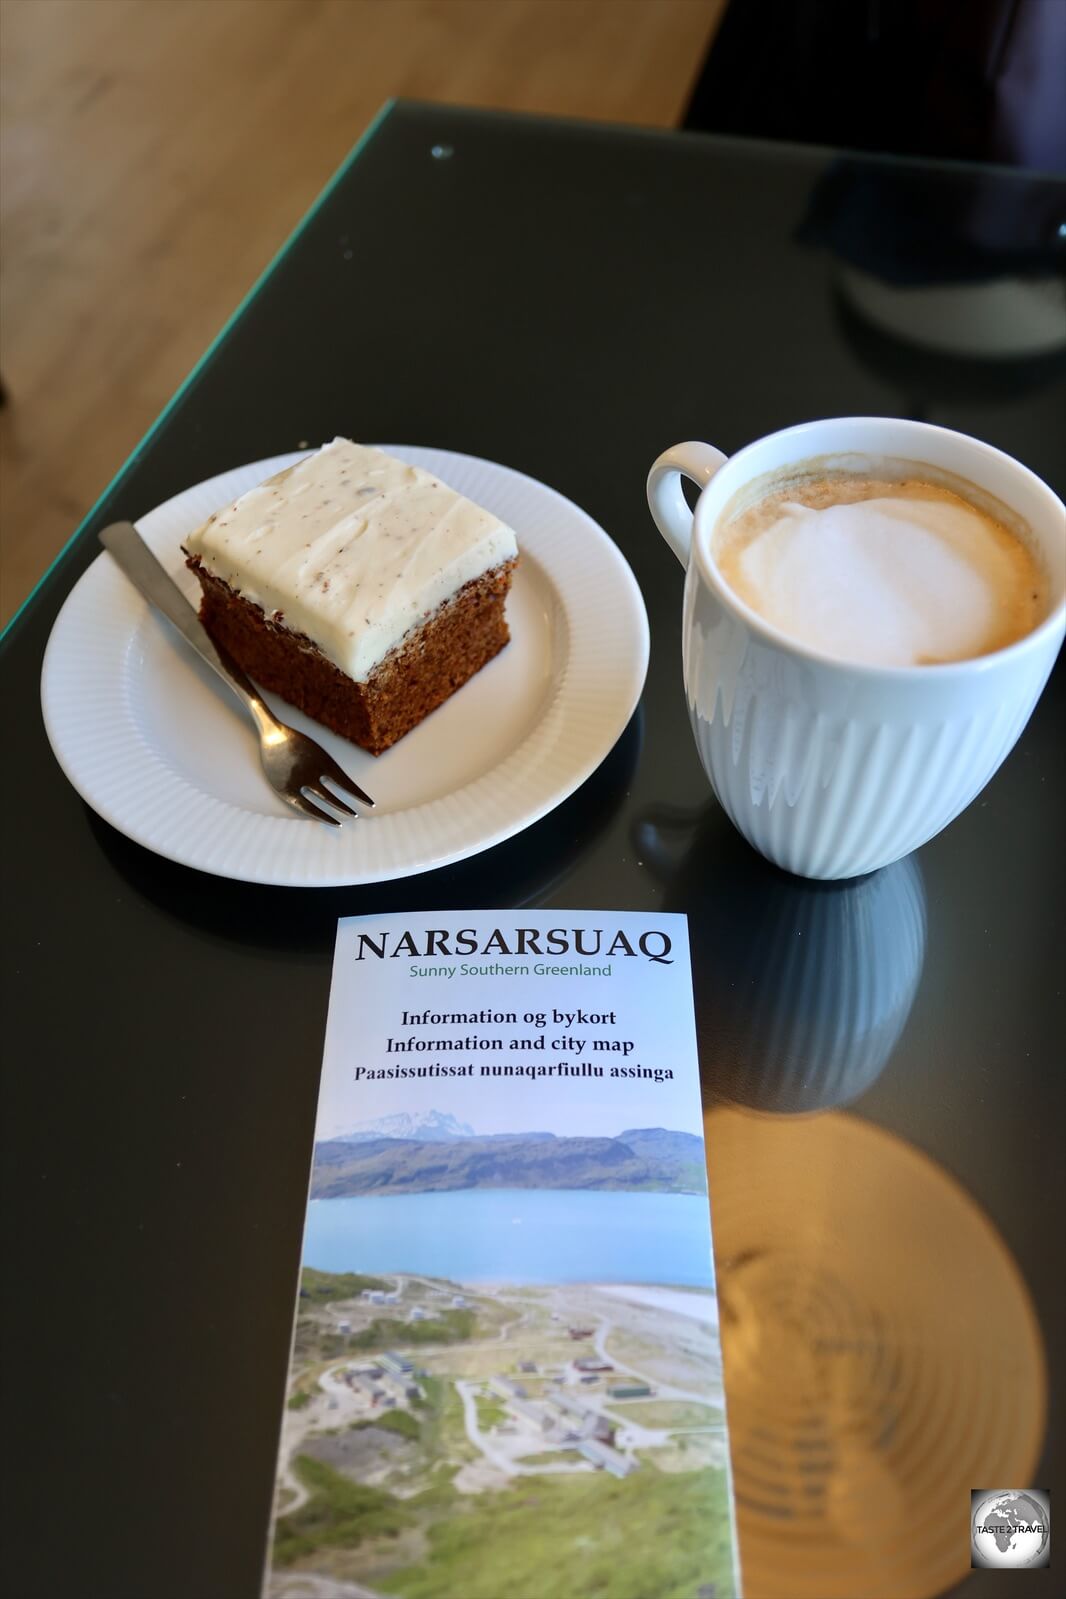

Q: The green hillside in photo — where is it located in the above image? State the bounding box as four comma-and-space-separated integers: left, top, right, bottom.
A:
275, 1455, 736, 1599
311, 1127, 708, 1198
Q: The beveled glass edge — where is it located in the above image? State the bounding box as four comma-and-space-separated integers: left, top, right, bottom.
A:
1, 99, 397, 643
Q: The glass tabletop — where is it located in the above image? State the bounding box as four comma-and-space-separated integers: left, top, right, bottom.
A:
2, 101, 1063, 1599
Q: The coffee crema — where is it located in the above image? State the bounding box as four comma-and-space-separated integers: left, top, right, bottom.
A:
713, 467, 1046, 668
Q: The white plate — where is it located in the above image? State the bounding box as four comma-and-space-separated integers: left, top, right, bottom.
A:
41, 448, 649, 886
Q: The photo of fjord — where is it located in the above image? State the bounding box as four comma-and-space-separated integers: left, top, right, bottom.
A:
267, 1112, 737, 1599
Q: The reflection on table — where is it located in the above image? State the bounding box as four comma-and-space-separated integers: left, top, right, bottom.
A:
707, 1109, 1045, 1599
637, 803, 927, 1112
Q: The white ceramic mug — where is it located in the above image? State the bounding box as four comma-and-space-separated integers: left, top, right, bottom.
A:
647, 417, 1066, 880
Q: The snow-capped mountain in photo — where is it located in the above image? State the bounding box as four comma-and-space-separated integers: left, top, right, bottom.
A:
339, 1109, 477, 1143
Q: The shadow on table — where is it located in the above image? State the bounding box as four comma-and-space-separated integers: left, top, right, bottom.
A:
86, 707, 643, 950
634, 800, 927, 1113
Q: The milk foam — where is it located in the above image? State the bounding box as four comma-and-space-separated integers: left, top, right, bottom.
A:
715, 476, 1044, 667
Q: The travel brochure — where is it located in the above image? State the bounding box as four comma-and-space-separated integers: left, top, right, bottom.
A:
265, 910, 740, 1599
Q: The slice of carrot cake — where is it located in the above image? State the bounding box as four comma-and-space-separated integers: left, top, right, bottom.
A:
183, 438, 518, 754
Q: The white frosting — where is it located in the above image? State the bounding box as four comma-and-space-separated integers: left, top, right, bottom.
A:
185, 439, 518, 680
720, 496, 1035, 667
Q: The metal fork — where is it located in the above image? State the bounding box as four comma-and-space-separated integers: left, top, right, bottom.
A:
99, 521, 374, 825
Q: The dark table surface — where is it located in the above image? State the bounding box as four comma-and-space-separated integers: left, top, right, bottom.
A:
2, 102, 1063, 1599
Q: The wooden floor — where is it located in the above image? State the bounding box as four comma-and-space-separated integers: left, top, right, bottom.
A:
0, 0, 723, 623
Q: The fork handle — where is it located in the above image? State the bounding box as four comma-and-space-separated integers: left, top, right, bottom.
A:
99, 521, 272, 727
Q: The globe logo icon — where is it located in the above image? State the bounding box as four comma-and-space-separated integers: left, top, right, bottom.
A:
971, 1489, 1050, 1569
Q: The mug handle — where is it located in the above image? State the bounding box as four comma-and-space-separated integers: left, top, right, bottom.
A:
647, 441, 728, 567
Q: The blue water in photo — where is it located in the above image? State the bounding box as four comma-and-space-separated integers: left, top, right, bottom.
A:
302, 1187, 714, 1287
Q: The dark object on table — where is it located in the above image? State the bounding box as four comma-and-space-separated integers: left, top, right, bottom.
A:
684, 0, 1066, 171
796, 158, 1066, 285
796, 157, 1066, 412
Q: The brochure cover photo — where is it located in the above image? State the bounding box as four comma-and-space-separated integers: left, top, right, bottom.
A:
265, 911, 740, 1599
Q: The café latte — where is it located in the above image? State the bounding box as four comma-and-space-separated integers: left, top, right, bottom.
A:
713, 463, 1047, 667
